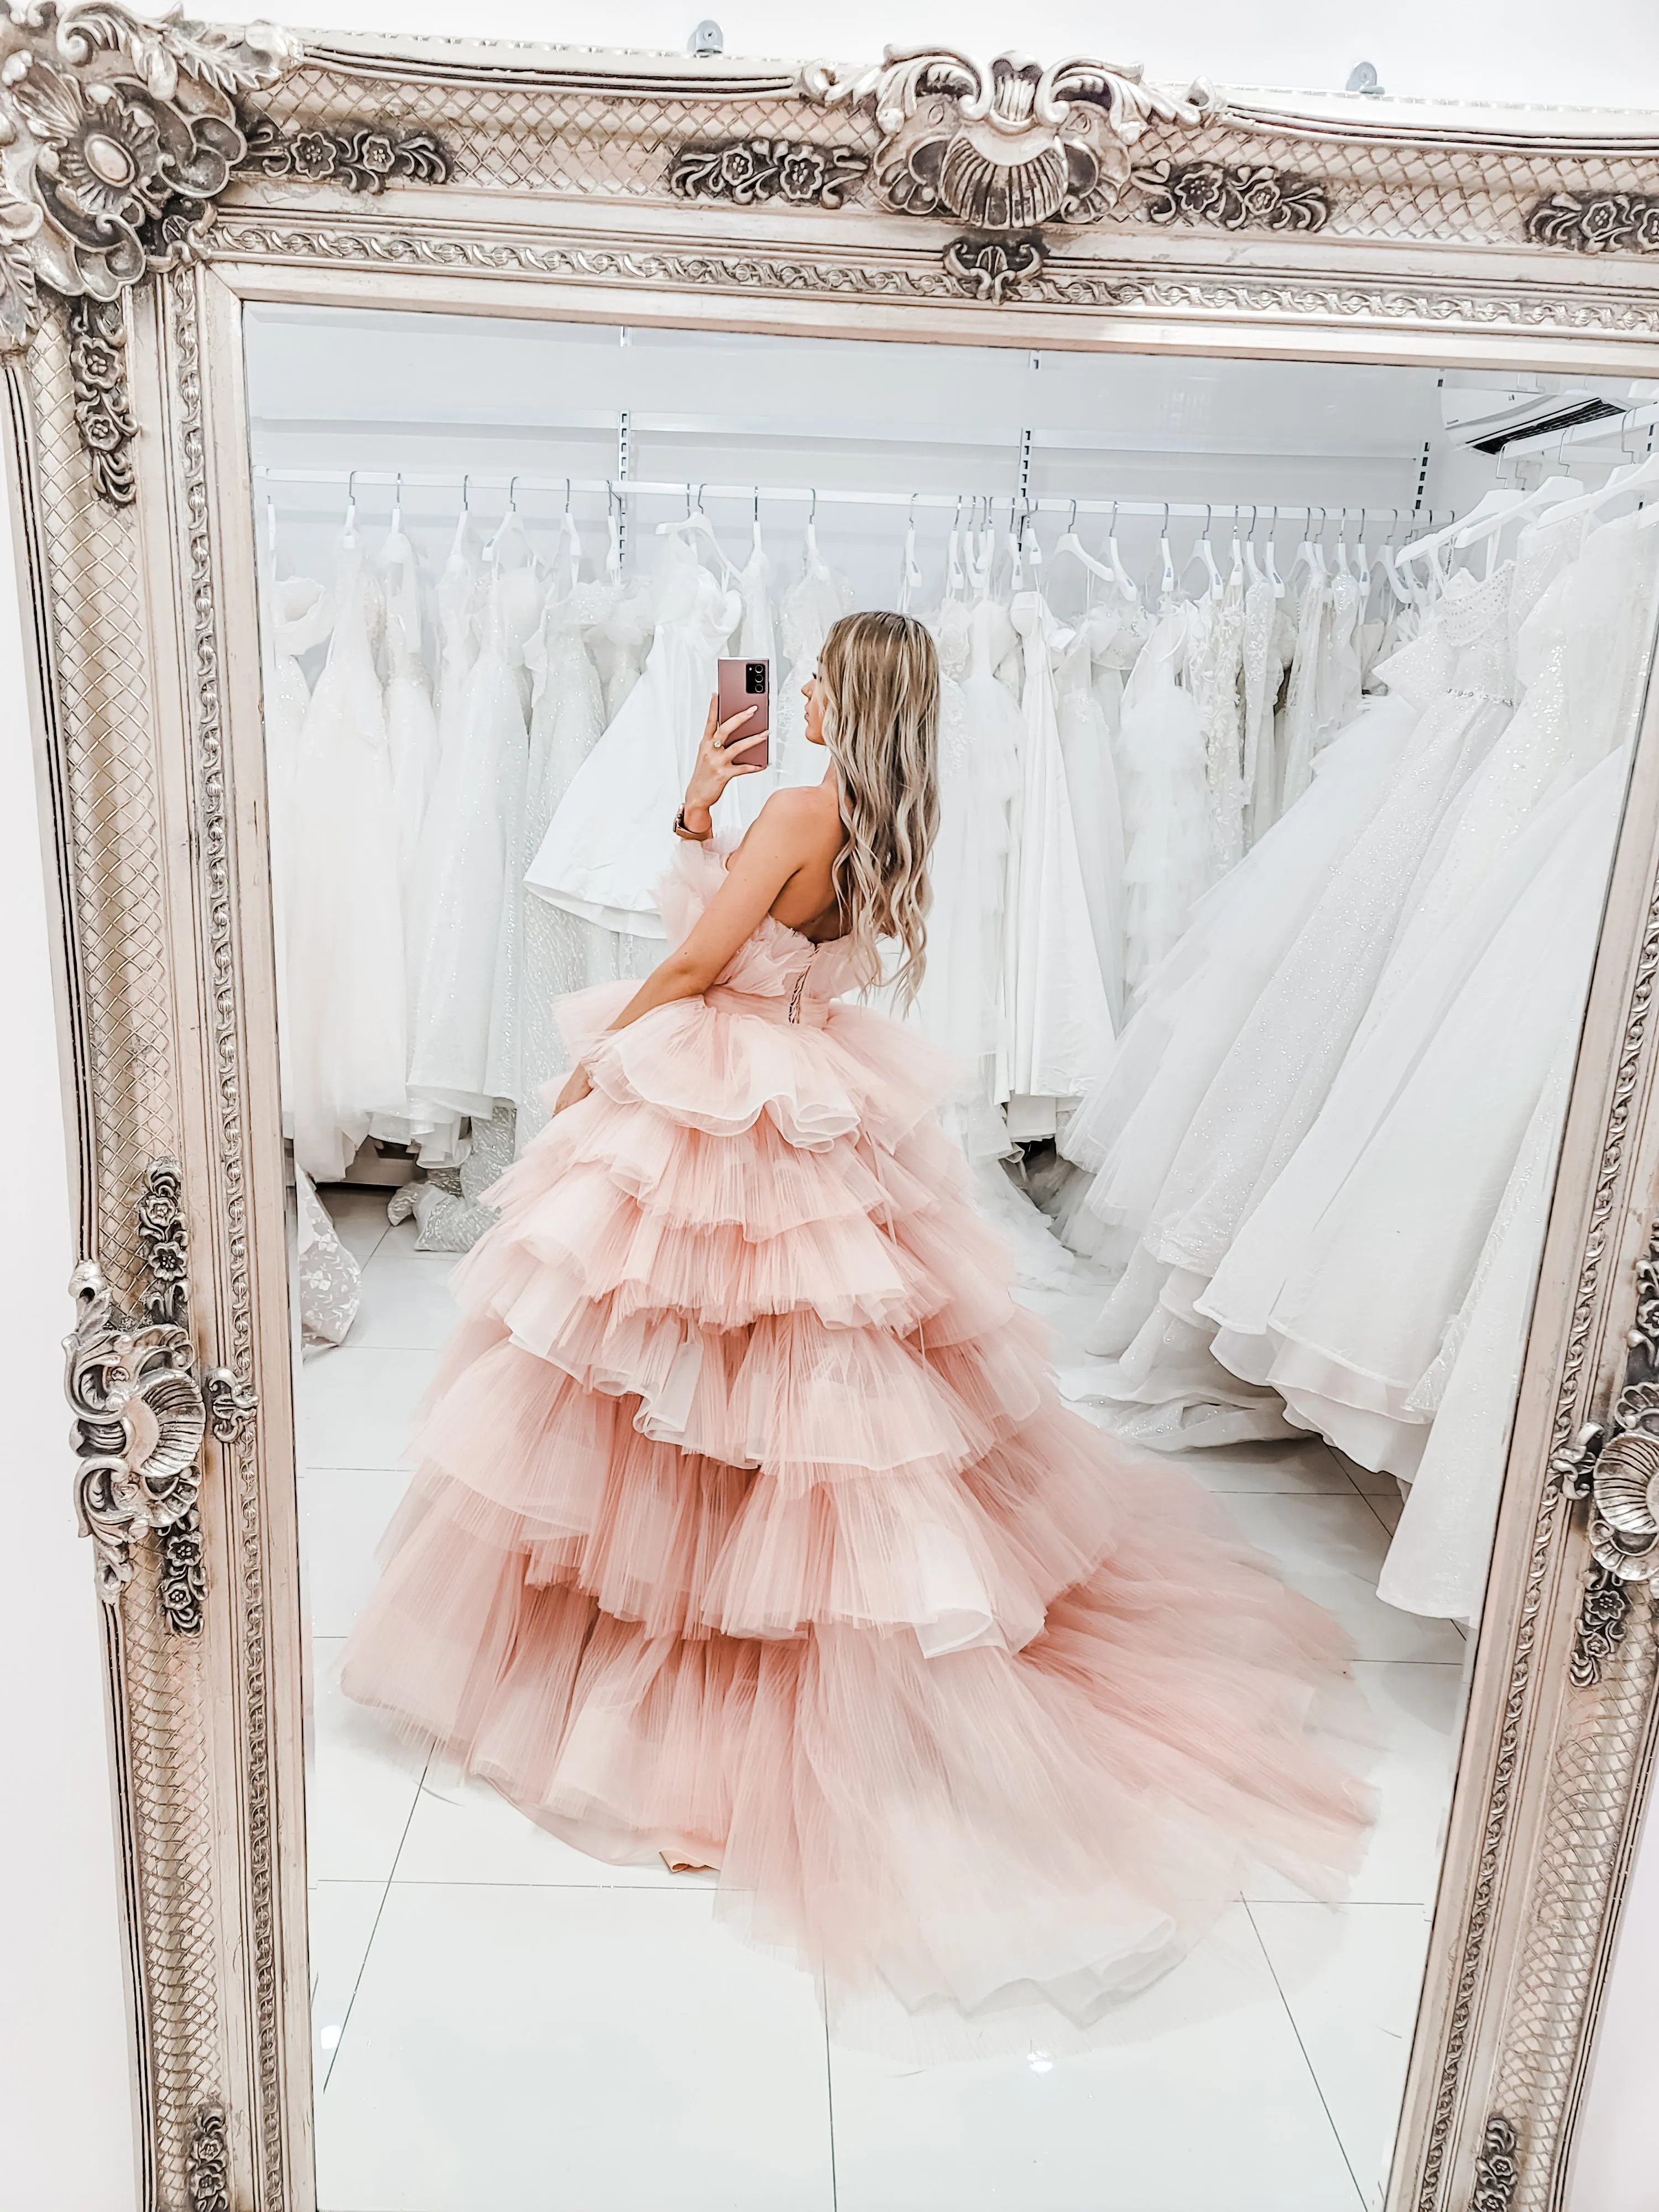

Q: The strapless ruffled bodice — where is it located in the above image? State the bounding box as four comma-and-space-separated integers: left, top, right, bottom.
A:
661, 838, 864, 1014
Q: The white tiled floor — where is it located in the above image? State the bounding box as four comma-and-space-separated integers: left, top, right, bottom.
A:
299, 1183, 1465, 2212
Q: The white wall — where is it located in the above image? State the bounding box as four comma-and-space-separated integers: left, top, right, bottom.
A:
4, 6, 1656, 2208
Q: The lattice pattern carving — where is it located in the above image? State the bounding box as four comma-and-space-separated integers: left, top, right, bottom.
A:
24, 309, 176, 1302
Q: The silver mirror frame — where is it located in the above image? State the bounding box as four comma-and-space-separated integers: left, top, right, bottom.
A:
8, 12, 1659, 2206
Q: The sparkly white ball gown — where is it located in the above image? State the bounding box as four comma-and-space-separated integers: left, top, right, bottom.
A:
340, 833, 1371, 2039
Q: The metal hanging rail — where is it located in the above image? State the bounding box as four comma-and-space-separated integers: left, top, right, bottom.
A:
249, 466, 1439, 530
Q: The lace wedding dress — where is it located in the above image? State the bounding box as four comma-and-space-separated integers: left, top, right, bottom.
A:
340, 838, 1370, 2042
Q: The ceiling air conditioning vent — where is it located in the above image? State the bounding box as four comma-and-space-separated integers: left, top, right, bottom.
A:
1444, 389, 1625, 456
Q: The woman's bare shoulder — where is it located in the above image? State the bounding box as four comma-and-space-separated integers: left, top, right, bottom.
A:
753, 781, 842, 848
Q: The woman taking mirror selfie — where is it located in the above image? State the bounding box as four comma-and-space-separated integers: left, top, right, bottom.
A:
337, 608, 1370, 2039
17, 8, 1659, 2208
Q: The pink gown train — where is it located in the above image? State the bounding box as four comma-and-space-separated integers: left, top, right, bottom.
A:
340, 843, 1371, 2034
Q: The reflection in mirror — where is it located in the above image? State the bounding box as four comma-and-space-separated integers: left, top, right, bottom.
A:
249, 304, 1659, 2211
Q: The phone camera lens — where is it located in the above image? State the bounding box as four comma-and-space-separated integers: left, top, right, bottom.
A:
747, 663, 766, 692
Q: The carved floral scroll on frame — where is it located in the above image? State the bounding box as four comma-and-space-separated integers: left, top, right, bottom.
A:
9, 7, 1659, 2208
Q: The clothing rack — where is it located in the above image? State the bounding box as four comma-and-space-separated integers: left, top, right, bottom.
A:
250, 466, 1444, 534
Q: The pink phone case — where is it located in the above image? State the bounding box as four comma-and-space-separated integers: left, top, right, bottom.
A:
718, 656, 770, 769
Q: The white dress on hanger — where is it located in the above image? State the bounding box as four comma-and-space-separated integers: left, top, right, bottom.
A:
499, 573, 654, 1150
407, 542, 538, 1123
257, 564, 332, 1106
378, 523, 440, 882
1059, 570, 1512, 1444
1060, 685, 1422, 1259
772, 535, 851, 791
525, 533, 741, 935
587, 575, 654, 724
1239, 571, 1288, 846
1115, 598, 1208, 995
1192, 564, 1248, 877
1142, 560, 1520, 1290
1003, 588, 1115, 1126
723, 523, 780, 837
1211, 748, 1630, 1482
911, 597, 983, 1068
401, 518, 481, 1162
1274, 566, 1328, 815
1052, 604, 1129, 1026
284, 539, 409, 1181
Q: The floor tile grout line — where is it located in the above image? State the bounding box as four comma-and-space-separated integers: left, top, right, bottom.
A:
820, 1960, 839, 2212
1242, 1898, 1371, 2212
320, 1752, 432, 2094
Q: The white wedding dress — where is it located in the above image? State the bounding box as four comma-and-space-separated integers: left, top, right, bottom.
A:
407, 540, 539, 1123
1114, 598, 1209, 996
502, 576, 656, 1150
1001, 588, 1115, 1128
723, 524, 780, 836
525, 533, 740, 936
378, 522, 441, 884
772, 533, 851, 792
284, 538, 409, 1181
1060, 562, 1519, 1443
1053, 604, 1129, 1026
257, 562, 332, 1108
1210, 749, 1631, 1479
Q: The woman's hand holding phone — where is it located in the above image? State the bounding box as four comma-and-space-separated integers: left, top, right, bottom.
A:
680, 694, 763, 834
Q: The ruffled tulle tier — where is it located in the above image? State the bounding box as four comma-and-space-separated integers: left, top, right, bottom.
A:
342, 974, 1371, 2031
341, 1480, 1369, 2029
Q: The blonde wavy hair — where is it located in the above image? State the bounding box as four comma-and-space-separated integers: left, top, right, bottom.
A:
818, 609, 941, 1009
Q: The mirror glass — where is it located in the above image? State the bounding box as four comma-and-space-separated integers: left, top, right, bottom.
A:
247, 301, 1659, 2211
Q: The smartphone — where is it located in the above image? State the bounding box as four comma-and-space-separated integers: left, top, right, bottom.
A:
717, 656, 770, 770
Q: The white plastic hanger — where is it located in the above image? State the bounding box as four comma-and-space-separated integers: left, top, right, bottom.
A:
559, 477, 584, 582
1157, 503, 1176, 603
484, 476, 534, 570
1053, 501, 1119, 594
1227, 513, 1245, 585
656, 484, 738, 585
1520, 452, 1659, 529
1397, 488, 1524, 573
945, 494, 966, 602
1264, 507, 1286, 598
898, 493, 922, 613
802, 488, 828, 575
1107, 504, 1139, 606
966, 497, 993, 599
1453, 471, 1583, 552
1291, 505, 1327, 585
1179, 503, 1223, 597
341, 469, 358, 551
1333, 508, 1352, 579
1241, 505, 1262, 588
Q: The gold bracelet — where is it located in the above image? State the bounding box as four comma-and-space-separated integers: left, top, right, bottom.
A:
674, 805, 713, 842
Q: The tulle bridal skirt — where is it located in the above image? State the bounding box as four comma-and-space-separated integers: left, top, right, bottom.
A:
339, 946, 1373, 2045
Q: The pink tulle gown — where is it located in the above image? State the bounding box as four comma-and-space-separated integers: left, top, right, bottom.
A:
341, 843, 1371, 2037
